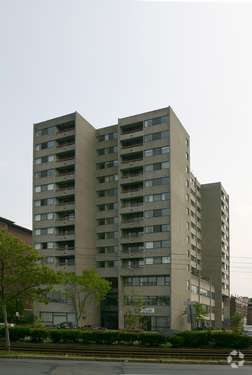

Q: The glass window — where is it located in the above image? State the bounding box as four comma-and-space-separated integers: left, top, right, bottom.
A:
162, 256, 170, 264
35, 186, 41, 193
48, 155, 55, 162
145, 242, 153, 249
47, 213, 54, 220
34, 215, 41, 221
47, 141, 55, 148
144, 149, 153, 157
35, 243, 41, 250
145, 257, 153, 265
47, 184, 55, 191
162, 146, 169, 154
47, 242, 54, 249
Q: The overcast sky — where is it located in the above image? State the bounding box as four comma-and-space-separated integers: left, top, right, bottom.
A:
1, 0, 252, 295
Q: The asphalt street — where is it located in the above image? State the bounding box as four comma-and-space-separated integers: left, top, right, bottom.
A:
0, 359, 251, 375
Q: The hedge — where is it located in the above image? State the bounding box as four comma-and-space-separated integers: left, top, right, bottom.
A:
0, 327, 167, 346
0, 328, 251, 348
169, 330, 252, 349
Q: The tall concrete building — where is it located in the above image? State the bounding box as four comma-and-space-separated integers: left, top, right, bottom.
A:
32, 107, 229, 331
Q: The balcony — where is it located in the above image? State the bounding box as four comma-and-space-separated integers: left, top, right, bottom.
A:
121, 137, 143, 149
56, 121, 75, 134
57, 256, 75, 266
56, 181, 75, 193
55, 240, 75, 251
56, 165, 75, 178
121, 197, 143, 209
56, 226, 75, 236
121, 151, 143, 165
121, 213, 144, 224
121, 227, 144, 242
120, 122, 143, 135
56, 211, 75, 222
121, 243, 144, 255
56, 150, 75, 163
56, 135, 75, 147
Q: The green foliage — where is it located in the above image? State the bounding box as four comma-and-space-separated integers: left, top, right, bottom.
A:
0, 229, 58, 307
0, 327, 167, 346
170, 330, 252, 348
60, 270, 111, 327
124, 297, 145, 330
0, 327, 251, 348
230, 312, 244, 334
0, 229, 58, 350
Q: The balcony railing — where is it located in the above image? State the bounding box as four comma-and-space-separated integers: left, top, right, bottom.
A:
56, 186, 75, 192
121, 188, 143, 194
121, 158, 143, 164
56, 157, 75, 162
56, 216, 75, 221
122, 173, 143, 179
56, 232, 75, 236
121, 143, 143, 149
57, 171, 75, 177
57, 142, 75, 148
54, 247, 74, 251
121, 202, 143, 209
122, 247, 144, 253
56, 201, 75, 206
122, 232, 144, 239
121, 217, 143, 224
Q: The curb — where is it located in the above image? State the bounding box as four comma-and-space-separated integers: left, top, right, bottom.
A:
0, 353, 251, 365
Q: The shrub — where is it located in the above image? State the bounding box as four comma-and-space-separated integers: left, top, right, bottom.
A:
170, 330, 252, 349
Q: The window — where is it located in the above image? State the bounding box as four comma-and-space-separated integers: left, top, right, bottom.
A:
35, 126, 56, 137
144, 192, 169, 203
124, 275, 170, 287
47, 184, 55, 191
145, 240, 170, 250
144, 146, 169, 157
144, 131, 169, 143
145, 224, 169, 233
144, 177, 169, 188
48, 155, 55, 162
97, 132, 117, 142
144, 161, 169, 172
144, 208, 170, 218
145, 257, 154, 265
144, 116, 168, 128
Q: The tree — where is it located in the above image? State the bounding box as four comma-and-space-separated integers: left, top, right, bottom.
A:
230, 312, 244, 334
192, 303, 208, 329
125, 297, 145, 331
0, 229, 58, 351
62, 270, 111, 328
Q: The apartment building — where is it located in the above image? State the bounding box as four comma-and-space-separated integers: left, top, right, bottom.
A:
32, 107, 229, 331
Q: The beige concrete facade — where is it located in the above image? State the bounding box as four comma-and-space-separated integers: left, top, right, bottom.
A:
201, 183, 230, 327
32, 107, 229, 331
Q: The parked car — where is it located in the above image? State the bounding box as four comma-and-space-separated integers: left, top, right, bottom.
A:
56, 322, 76, 329
0, 323, 15, 328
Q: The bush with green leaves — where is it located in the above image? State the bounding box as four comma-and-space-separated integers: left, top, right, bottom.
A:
170, 330, 252, 348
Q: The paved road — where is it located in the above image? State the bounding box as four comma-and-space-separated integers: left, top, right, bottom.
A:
0, 359, 251, 375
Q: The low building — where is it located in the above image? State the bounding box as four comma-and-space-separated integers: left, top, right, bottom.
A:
247, 298, 252, 325
0, 217, 32, 245
230, 295, 248, 324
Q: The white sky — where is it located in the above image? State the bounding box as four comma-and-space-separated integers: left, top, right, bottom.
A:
1, 0, 252, 295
